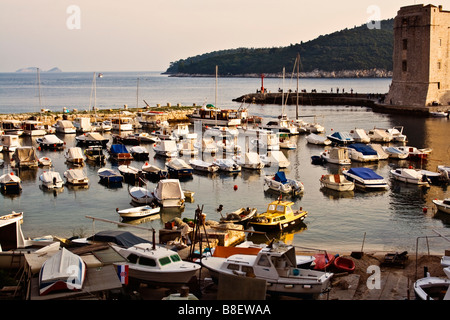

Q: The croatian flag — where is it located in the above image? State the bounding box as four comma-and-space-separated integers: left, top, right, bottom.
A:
117, 264, 128, 285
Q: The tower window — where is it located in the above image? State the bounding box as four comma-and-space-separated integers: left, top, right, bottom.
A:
402, 60, 407, 72
403, 39, 408, 50
438, 61, 441, 69
438, 82, 441, 90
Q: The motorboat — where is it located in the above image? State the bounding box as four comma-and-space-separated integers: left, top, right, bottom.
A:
1, 120, 23, 136
116, 204, 160, 220
263, 115, 299, 135
36, 134, 65, 150
75, 132, 109, 147
303, 121, 325, 134
22, 120, 46, 136
129, 132, 158, 143
320, 147, 351, 165
54, 120, 76, 134
11, 146, 39, 169
129, 186, 154, 205
194, 138, 218, 155
342, 167, 388, 191
368, 144, 389, 160
242, 128, 279, 151
187, 105, 242, 127
260, 150, 290, 168
39, 248, 86, 296
153, 140, 178, 158
414, 272, 450, 300
0, 172, 22, 193
264, 171, 304, 195
390, 168, 430, 186
141, 162, 168, 181
107, 144, 134, 162
0, 134, 21, 153
429, 111, 449, 117
189, 159, 219, 173
326, 131, 354, 145
201, 243, 333, 296
347, 143, 379, 162
171, 123, 197, 141
438, 165, 450, 182
418, 169, 442, 185
153, 179, 185, 208
112, 133, 140, 146
396, 146, 432, 160
382, 146, 409, 159
218, 207, 257, 226
213, 158, 241, 173
306, 133, 331, 146
38, 157, 52, 167
177, 139, 199, 156
97, 168, 123, 184
277, 133, 297, 149
249, 199, 307, 232
39, 171, 64, 189
110, 117, 133, 131
130, 146, 149, 161
166, 158, 193, 177
72, 117, 93, 133
91, 121, 112, 132
350, 129, 370, 144
64, 147, 85, 166
114, 243, 201, 285
433, 198, 450, 214
64, 169, 89, 186
386, 126, 407, 142
84, 146, 106, 163
153, 126, 174, 141
118, 165, 142, 182
367, 128, 392, 142
233, 152, 265, 170
319, 174, 355, 192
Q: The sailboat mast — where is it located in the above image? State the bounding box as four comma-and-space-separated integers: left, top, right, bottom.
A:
296, 53, 300, 120
136, 77, 140, 109
215, 65, 218, 126
37, 68, 42, 111
281, 67, 285, 115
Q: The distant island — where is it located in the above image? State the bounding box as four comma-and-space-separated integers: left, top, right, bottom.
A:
165, 19, 394, 78
16, 67, 62, 73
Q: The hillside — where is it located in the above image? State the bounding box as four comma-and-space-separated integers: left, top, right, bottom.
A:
165, 19, 394, 77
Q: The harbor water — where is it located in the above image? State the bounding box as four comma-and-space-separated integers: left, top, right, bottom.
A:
0, 72, 449, 254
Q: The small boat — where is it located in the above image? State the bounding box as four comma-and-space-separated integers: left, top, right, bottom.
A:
72, 117, 93, 133
22, 120, 46, 136
313, 253, 336, 271
433, 198, 450, 214
382, 146, 409, 159
414, 272, 450, 300
153, 140, 178, 158
114, 243, 201, 285
129, 186, 154, 204
11, 146, 39, 169
321, 147, 351, 165
350, 129, 370, 144
333, 256, 355, 273
320, 174, 355, 192
419, 169, 442, 185
166, 158, 193, 177
118, 165, 142, 182
64, 169, 89, 186
263, 115, 299, 135
91, 121, 112, 132
141, 162, 168, 180
219, 206, 257, 225
153, 179, 185, 208
368, 144, 389, 160
54, 120, 76, 134
0, 172, 22, 193
84, 145, 106, 163
387, 126, 407, 142
64, 147, 84, 166
75, 132, 109, 147
260, 150, 290, 168
347, 143, 379, 162
437, 165, 450, 182
249, 199, 307, 232
327, 131, 354, 145
39, 248, 86, 296
177, 139, 199, 156
171, 123, 197, 141
39, 171, 64, 189
130, 132, 158, 143
36, 134, 65, 150
342, 167, 388, 191
306, 133, 331, 145
390, 168, 430, 186
278, 133, 297, 149
194, 138, 218, 154
213, 158, 241, 173
107, 144, 134, 162
264, 171, 304, 195
98, 168, 123, 184
396, 146, 432, 160
0, 134, 21, 153
367, 128, 392, 142
38, 157, 52, 167
1, 120, 24, 136
429, 111, 449, 118
130, 146, 149, 161
116, 204, 160, 220
233, 152, 265, 170
189, 159, 219, 173
110, 117, 134, 131
112, 133, 140, 146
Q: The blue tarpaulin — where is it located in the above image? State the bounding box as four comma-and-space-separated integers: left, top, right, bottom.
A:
110, 144, 129, 154
274, 171, 287, 183
347, 167, 383, 179
348, 144, 377, 155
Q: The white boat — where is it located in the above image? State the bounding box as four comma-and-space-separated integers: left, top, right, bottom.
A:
213, 158, 241, 173
64, 147, 85, 166
22, 120, 46, 136
91, 121, 112, 132
201, 243, 333, 296
129, 186, 154, 204
414, 272, 450, 300
38, 157, 52, 167
242, 128, 279, 151
118, 164, 142, 181
396, 146, 432, 160
382, 146, 409, 159
350, 128, 370, 143
347, 143, 379, 162
114, 243, 201, 285
264, 171, 304, 195
39, 171, 64, 189
166, 158, 193, 177
429, 111, 449, 117
130, 146, 149, 161
260, 150, 290, 168
116, 205, 160, 220
73, 117, 93, 133
0, 134, 21, 153
130, 132, 158, 143
342, 167, 388, 191
177, 139, 199, 156
153, 179, 185, 208
39, 248, 86, 296
320, 174, 355, 192
187, 105, 242, 127
64, 169, 89, 186
75, 132, 109, 147
368, 144, 389, 160
171, 123, 197, 141
437, 165, 450, 182
141, 162, 168, 180
110, 117, 134, 131
189, 159, 219, 173
387, 126, 407, 142
194, 137, 219, 154
1, 120, 24, 136
0, 172, 22, 193
303, 121, 325, 133
327, 131, 354, 145
36, 134, 65, 150
233, 152, 265, 170
306, 133, 331, 146
263, 115, 299, 135
390, 168, 430, 186
54, 120, 76, 134
367, 128, 392, 142
433, 198, 450, 214
153, 140, 178, 157
320, 147, 351, 165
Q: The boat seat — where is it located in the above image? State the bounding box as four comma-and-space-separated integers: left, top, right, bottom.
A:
334, 174, 341, 183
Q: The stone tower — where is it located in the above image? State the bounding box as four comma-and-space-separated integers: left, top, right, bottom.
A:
385, 4, 450, 107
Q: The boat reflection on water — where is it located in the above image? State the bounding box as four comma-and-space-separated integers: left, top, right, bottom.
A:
39, 184, 64, 196
263, 188, 304, 201
120, 214, 161, 226
159, 206, 184, 224
320, 187, 354, 200
247, 222, 307, 245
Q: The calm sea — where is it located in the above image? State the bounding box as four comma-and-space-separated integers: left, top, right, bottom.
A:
0, 72, 449, 255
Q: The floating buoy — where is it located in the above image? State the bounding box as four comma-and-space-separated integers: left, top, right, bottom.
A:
423, 207, 428, 213
233, 185, 238, 191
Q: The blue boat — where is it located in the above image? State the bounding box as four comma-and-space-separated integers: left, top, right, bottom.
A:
347, 143, 379, 162
97, 168, 124, 184
327, 131, 354, 145
107, 144, 133, 161
166, 158, 193, 178
342, 167, 388, 191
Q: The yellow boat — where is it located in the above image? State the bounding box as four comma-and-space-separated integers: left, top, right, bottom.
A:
249, 199, 307, 232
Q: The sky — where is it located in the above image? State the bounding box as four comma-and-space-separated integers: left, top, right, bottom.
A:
1, 0, 449, 72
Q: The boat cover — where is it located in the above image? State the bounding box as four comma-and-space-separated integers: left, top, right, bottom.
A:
67, 147, 84, 159
348, 144, 377, 155
154, 179, 184, 200
167, 158, 191, 170
41, 135, 63, 144
330, 131, 353, 141
65, 169, 87, 180
98, 168, 121, 177
274, 171, 288, 184
244, 152, 261, 164
156, 140, 177, 151
84, 132, 107, 141
347, 167, 383, 179
12, 147, 38, 163
130, 146, 148, 153
0, 173, 21, 184
384, 147, 403, 154
110, 144, 129, 154
40, 171, 63, 182
87, 230, 151, 247
57, 120, 75, 128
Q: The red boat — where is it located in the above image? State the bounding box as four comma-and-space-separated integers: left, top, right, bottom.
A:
313, 253, 335, 270
333, 256, 356, 273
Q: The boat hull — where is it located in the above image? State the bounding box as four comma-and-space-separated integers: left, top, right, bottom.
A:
250, 213, 307, 232
117, 205, 160, 219
433, 200, 450, 214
